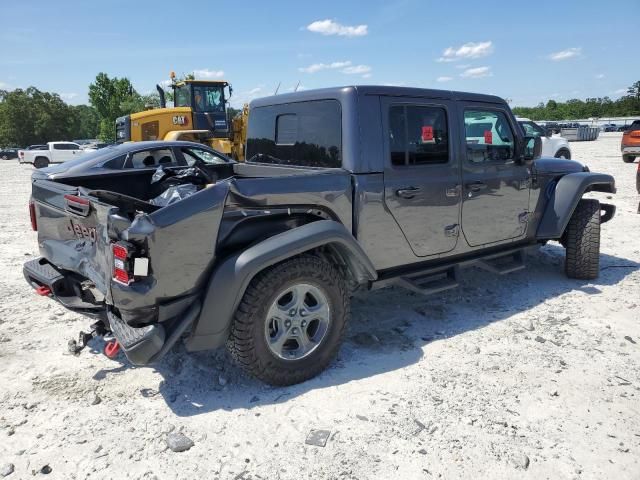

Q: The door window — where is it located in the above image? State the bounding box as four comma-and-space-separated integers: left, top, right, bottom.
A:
127, 148, 178, 168
389, 105, 449, 166
464, 110, 515, 163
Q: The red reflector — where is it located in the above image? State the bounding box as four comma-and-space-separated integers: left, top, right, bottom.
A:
113, 268, 129, 284
64, 194, 90, 205
35, 285, 51, 296
113, 244, 128, 260
29, 201, 37, 231
484, 130, 493, 144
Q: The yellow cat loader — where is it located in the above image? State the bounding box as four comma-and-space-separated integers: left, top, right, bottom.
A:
115, 77, 247, 160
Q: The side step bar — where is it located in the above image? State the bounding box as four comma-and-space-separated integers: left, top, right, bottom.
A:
396, 266, 459, 296
372, 246, 531, 296
476, 250, 525, 275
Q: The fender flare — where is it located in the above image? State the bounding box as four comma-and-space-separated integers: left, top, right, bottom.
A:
536, 172, 615, 239
185, 220, 377, 352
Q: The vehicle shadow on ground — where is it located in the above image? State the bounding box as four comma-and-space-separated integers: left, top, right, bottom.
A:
90, 243, 638, 416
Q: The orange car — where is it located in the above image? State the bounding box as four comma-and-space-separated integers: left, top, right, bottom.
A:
622, 120, 640, 163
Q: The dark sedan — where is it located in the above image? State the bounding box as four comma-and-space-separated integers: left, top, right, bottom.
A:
1, 148, 20, 160
33, 141, 233, 181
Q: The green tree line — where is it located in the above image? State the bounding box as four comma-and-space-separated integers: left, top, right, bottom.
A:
2, 76, 639, 147
512, 81, 640, 120
0, 73, 159, 146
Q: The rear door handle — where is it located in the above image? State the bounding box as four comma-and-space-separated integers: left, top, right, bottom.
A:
466, 182, 488, 192
396, 187, 421, 199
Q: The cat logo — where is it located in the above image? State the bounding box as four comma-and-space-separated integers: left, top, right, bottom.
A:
172, 115, 188, 126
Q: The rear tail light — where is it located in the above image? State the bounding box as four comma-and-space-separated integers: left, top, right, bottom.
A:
630, 131, 640, 138
29, 200, 37, 231
112, 242, 132, 285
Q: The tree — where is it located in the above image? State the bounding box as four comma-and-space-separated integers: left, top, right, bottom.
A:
0, 87, 75, 146
88, 73, 147, 141
512, 80, 640, 120
69, 105, 100, 140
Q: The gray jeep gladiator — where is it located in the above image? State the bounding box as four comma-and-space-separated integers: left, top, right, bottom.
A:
24, 86, 616, 386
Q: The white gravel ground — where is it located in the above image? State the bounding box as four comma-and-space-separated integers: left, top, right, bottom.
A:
0, 132, 638, 480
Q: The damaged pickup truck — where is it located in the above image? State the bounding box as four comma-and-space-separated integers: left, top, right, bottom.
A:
25, 86, 616, 386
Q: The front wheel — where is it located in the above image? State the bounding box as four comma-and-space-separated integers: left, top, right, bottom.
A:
555, 148, 571, 160
564, 199, 601, 280
623, 155, 636, 163
226, 255, 350, 386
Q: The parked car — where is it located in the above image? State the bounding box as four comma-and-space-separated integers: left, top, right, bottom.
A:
601, 123, 618, 132
32, 141, 231, 182
1, 147, 20, 160
24, 86, 616, 386
622, 120, 640, 163
618, 124, 631, 132
19, 141, 85, 168
517, 118, 572, 159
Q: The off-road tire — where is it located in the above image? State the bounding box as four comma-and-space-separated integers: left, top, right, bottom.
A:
226, 255, 350, 386
555, 148, 571, 160
564, 199, 601, 280
34, 156, 49, 169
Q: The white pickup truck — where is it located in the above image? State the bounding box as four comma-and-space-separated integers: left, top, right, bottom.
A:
516, 117, 572, 159
19, 142, 85, 168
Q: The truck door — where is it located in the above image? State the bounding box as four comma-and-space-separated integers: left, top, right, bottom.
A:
458, 105, 531, 246
381, 98, 462, 257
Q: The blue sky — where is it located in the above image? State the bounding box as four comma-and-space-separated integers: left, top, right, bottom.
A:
1, 0, 637, 108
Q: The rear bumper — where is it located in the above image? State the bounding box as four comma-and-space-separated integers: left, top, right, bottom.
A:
24, 257, 201, 365
622, 146, 640, 156
23, 257, 104, 314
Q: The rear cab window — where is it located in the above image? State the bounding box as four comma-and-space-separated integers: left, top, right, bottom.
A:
464, 110, 515, 163
246, 99, 342, 168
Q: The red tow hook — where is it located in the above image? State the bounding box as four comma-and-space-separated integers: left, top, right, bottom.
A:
35, 285, 51, 296
104, 341, 120, 359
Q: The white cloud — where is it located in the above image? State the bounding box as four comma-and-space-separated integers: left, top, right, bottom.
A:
306, 19, 368, 37
612, 88, 627, 95
298, 61, 352, 73
595, 73, 605, 79
438, 41, 493, 62
158, 79, 172, 88
362, 73, 372, 79
341, 64, 371, 75
436, 76, 453, 82
193, 68, 225, 79
548, 48, 581, 61
460, 66, 492, 78
247, 87, 262, 95
59, 92, 78, 100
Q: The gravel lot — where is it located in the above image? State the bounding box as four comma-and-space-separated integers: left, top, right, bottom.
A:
0, 133, 638, 480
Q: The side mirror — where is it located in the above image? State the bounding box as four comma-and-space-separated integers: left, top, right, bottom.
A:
522, 135, 542, 162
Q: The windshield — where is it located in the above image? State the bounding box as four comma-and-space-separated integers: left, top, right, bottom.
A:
519, 121, 546, 137
174, 85, 191, 107
193, 85, 225, 112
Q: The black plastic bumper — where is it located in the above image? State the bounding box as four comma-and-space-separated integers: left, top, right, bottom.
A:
23, 257, 104, 314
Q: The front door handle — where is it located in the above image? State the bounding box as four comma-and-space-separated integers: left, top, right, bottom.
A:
396, 186, 421, 199
466, 181, 488, 192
